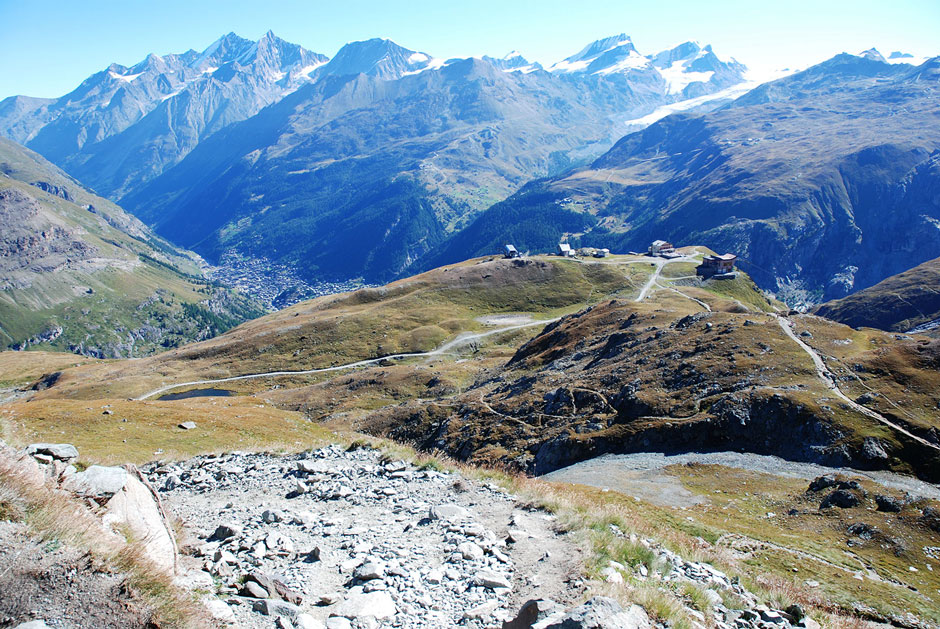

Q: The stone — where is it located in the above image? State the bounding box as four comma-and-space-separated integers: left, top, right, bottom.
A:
326, 618, 353, 629
458, 541, 485, 560
847, 522, 878, 540
13, 622, 53, 629
318, 592, 342, 605
802, 618, 822, 629
502, 598, 561, 629
209, 523, 242, 541
247, 572, 303, 605
295, 614, 327, 629
262, 509, 282, 523
241, 580, 271, 599
297, 460, 321, 474
266, 531, 295, 555
465, 600, 500, 620
102, 469, 177, 574
785, 604, 805, 622
759, 608, 786, 624
178, 421, 197, 430
429, 504, 468, 522
332, 588, 397, 620
875, 494, 903, 512
204, 599, 236, 623
861, 437, 889, 460
26, 443, 79, 461
252, 599, 302, 620
807, 475, 837, 492
600, 567, 623, 584
820, 489, 860, 509
354, 561, 386, 581
540, 598, 651, 629
63, 465, 129, 498
476, 570, 512, 590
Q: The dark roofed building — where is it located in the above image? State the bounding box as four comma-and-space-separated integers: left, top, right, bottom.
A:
697, 253, 737, 278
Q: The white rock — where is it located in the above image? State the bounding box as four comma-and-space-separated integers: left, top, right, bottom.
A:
458, 541, 485, 560
603, 567, 624, 584
476, 570, 512, 590
26, 443, 79, 461
464, 600, 500, 620
429, 504, 468, 522
332, 587, 396, 620
295, 613, 326, 629
354, 561, 386, 581
63, 465, 129, 497
204, 599, 235, 623
102, 470, 177, 574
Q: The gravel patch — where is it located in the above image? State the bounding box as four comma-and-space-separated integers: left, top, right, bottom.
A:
543, 451, 940, 501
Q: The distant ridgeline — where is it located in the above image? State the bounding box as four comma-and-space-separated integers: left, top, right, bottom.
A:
1, 31, 937, 306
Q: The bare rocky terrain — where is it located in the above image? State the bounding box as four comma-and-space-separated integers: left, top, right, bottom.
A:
147, 444, 586, 628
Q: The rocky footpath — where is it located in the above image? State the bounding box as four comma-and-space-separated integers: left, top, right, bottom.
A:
144, 444, 587, 628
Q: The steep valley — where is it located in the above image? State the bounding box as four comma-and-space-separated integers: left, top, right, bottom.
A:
0, 137, 263, 357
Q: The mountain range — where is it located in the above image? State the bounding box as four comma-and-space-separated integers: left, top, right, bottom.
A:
0, 32, 749, 285
2, 33, 937, 305
425, 53, 940, 303
0, 31, 327, 200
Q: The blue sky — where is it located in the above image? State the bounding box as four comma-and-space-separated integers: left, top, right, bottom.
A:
1, 0, 937, 98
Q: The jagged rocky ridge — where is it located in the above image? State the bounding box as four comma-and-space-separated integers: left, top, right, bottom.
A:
0, 31, 327, 199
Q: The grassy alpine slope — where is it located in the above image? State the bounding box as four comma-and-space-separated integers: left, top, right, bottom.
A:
2, 249, 940, 626
0, 137, 263, 357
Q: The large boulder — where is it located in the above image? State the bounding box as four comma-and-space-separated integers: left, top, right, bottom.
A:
26, 443, 78, 461
101, 466, 177, 575
820, 489, 861, 509
63, 465, 128, 498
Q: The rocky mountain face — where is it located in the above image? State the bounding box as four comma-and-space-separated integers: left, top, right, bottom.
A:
1, 33, 747, 286
427, 54, 940, 304
0, 31, 327, 198
0, 137, 262, 357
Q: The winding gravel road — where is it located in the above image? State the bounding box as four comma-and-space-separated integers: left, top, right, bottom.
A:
137, 318, 559, 401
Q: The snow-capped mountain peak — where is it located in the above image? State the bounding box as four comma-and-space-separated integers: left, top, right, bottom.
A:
858, 47, 887, 63
550, 34, 641, 73
317, 38, 439, 80
483, 51, 543, 73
